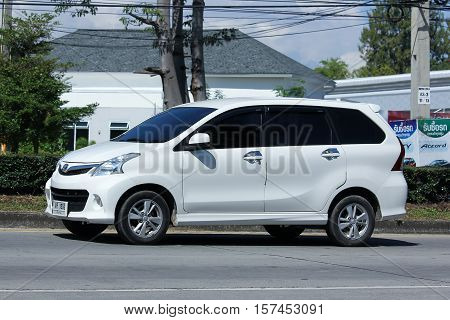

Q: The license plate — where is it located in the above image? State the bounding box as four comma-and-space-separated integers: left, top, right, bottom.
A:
52, 200, 68, 216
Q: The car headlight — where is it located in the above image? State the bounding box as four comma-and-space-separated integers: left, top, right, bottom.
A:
91, 153, 140, 177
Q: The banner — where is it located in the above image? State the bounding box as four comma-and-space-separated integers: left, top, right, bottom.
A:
417, 119, 450, 167
389, 120, 419, 167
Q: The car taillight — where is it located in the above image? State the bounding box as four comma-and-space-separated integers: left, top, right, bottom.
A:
392, 138, 405, 171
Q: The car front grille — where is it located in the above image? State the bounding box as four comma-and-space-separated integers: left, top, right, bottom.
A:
51, 187, 89, 212
58, 164, 98, 176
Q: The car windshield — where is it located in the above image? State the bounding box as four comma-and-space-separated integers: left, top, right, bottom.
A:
114, 107, 215, 143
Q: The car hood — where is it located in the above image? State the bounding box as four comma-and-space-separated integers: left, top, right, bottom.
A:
61, 142, 141, 163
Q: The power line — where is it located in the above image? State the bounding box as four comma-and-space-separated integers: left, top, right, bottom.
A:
9, 1, 447, 45
3, 1, 449, 10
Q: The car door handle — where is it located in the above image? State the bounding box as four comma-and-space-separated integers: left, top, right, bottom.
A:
243, 151, 263, 164
321, 148, 340, 160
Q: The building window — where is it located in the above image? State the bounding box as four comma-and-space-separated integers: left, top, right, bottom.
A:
65, 122, 89, 151
110, 122, 130, 140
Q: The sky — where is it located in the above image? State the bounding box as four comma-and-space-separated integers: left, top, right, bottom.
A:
11, 0, 372, 71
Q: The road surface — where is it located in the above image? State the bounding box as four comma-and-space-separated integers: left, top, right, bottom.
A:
0, 230, 449, 299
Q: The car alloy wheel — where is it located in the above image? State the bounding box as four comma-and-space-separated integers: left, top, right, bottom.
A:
337, 203, 369, 240
116, 190, 170, 244
326, 195, 375, 246
128, 199, 163, 239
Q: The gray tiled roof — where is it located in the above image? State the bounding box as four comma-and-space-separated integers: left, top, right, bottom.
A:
51, 29, 326, 80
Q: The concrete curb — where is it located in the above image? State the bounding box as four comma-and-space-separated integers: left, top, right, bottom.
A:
0, 212, 449, 234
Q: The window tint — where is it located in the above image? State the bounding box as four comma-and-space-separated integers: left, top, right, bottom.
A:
110, 122, 129, 140
65, 122, 89, 151
328, 108, 385, 144
264, 107, 333, 146
116, 107, 215, 143
198, 108, 262, 149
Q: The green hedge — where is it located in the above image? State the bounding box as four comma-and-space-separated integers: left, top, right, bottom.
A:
403, 167, 449, 204
0, 155, 59, 195
0, 155, 449, 203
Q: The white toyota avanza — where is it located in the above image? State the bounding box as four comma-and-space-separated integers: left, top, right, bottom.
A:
45, 98, 407, 246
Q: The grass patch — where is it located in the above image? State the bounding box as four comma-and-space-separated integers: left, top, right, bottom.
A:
405, 203, 449, 221
0, 195, 449, 221
0, 195, 47, 212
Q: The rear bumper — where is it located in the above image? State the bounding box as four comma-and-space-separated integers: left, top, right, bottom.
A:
377, 172, 408, 221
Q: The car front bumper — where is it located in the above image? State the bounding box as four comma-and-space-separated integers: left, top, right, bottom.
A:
44, 171, 137, 224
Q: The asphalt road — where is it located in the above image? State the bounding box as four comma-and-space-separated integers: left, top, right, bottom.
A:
0, 230, 449, 300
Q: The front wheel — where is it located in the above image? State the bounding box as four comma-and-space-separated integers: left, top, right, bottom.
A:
62, 220, 107, 239
264, 225, 305, 240
115, 191, 170, 245
326, 195, 375, 246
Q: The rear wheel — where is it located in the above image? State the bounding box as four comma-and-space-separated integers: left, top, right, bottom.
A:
326, 195, 375, 246
62, 220, 107, 239
115, 191, 170, 245
264, 225, 305, 240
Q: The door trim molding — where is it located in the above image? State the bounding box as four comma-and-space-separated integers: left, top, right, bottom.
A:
173, 212, 328, 226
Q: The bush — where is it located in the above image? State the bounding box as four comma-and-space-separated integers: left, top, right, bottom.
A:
17, 137, 68, 156
403, 167, 449, 204
0, 155, 59, 195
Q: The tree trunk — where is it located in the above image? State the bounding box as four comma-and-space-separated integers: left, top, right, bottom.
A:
10, 140, 19, 153
32, 137, 39, 155
158, 0, 184, 109
190, 0, 207, 101
172, 0, 189, 104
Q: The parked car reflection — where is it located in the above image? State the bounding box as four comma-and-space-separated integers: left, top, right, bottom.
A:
403, 158, 416, 167
427, 159, 450, 168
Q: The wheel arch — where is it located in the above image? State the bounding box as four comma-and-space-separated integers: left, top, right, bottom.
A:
114, 184, 177, 223
328, 187, 381, 219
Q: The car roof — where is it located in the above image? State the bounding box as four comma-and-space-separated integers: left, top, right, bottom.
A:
175, 97, 380, 113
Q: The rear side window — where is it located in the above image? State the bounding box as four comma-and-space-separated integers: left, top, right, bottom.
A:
328, 108, 385, 144
198, 107, 263, 149
264, 107, 333, 146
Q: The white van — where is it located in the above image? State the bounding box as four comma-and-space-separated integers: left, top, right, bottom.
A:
45, 98, 407, 246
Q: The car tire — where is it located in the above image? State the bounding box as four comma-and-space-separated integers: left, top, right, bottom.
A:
115, 191, 170, 245
62, 220, 107, 239
326, 195, 375, 247
264, 225, 305, 240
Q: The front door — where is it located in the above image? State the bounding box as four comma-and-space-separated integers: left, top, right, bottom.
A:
182, 107, 266, 213
263, 106, 347, 212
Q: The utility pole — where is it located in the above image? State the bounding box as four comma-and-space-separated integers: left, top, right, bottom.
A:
1, 0, 13, 56
410, 0, 431, 119
0, 0, 12, 154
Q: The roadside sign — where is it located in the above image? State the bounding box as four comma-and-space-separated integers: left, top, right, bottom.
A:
418, 87, 430, 104
389, 118, 450, 167
417, 119, 449, 167
389, 120, 419, 166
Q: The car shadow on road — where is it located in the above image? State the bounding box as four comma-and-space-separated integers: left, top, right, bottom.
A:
54, 232, 419, 247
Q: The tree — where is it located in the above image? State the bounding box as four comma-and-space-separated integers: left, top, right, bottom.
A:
314, 58, 350, 80
54, 1, 236, 108
0, 13, 95, 154
120, 0, 188, 108
206, 88, 225, 100
273, 80, 305, 98
190, 0, 207, 101
355, 0, 449, 77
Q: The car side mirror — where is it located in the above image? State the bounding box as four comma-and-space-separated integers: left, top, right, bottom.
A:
188, 133, 210, 147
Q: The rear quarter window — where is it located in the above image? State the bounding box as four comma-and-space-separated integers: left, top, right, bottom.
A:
327, 108, 385, 144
